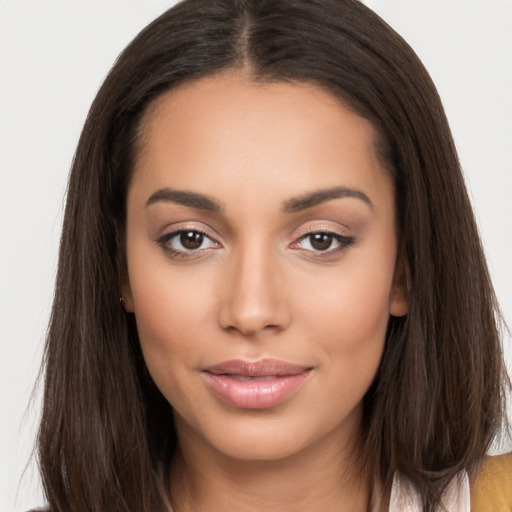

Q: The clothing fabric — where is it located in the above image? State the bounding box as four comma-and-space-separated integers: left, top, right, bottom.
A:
389, 472, 470, 512
389, 453, 512, 512
470, 452, 512, 512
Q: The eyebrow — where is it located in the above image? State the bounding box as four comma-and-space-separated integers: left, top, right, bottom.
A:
146, 188, 222, 212
283, 186, 374, 213
145, 185, 373, 214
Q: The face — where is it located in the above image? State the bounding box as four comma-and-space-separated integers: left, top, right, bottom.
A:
122, 72, 407, 463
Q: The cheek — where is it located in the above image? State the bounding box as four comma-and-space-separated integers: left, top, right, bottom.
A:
292, 242, 396, 384
126, 246, 218, 388
334, 269, 391, 342
309, 281, 389, 416
131, 276, 212, 412
298, 258, 394, 345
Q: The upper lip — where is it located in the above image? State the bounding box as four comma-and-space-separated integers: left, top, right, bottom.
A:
204, 358, 311, 377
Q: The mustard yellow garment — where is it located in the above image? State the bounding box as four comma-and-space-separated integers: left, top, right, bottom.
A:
470, 452, 512, 512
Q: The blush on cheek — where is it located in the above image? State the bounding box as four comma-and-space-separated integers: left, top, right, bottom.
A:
342, 297, 390, 342
309, 284, 390, 345
134, 316, 189, 408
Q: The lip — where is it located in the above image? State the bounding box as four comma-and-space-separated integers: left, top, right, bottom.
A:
202, 359, 313, 409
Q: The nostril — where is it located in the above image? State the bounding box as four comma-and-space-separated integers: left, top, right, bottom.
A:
217, 257, 291, 335
223, 322, 281, 337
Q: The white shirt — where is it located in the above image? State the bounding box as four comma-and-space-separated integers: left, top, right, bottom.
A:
389, 472, 470, 512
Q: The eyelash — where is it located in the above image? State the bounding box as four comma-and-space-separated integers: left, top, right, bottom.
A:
157, 229, 219, 259
292, 231, 355, 256
157, 229, 355, 259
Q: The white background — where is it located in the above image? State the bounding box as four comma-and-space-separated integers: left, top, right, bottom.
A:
1, 1, 511, 510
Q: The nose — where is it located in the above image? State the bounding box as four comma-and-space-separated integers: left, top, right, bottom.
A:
218, 242, 291, 337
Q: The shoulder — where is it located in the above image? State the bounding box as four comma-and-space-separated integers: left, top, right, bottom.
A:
470, 452, 512, 512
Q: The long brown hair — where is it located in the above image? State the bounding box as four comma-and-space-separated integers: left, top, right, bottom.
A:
37, 0, 509, 510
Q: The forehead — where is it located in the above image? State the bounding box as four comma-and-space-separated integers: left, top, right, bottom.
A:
130, 71, 393, 213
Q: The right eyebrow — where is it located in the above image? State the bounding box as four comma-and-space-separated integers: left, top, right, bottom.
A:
145, 187, 222, 213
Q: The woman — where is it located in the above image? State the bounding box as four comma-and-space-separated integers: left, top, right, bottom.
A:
35, 0, 511, 511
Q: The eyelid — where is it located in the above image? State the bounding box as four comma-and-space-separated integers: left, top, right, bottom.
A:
291, 231, 354, 248
289, 222, 356, 256
156, 223, 222, 259
155, 221, 218, 240
291, 221, 352, 239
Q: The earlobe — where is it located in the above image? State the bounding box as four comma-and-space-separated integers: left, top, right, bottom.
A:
389, 255, 410, 317
389, 293, 409, 317
120, 283, 135, 312
118, 249, 135, 312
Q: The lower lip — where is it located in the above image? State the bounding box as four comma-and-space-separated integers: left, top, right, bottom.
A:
203, 371, 312, 409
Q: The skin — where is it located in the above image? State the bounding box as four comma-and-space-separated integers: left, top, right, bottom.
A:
122, 71, 408, 512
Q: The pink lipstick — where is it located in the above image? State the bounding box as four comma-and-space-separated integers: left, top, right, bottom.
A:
202, 359, 312, 409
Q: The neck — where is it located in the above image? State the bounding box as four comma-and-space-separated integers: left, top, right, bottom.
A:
169, 424, 373, 512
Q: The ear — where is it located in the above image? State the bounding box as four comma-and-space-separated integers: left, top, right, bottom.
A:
389, 253, 410, 317
117, 245, 135, 313
120, 278, 135, 312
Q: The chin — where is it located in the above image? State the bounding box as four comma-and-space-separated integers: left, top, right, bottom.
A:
209, 424, 319, 462
175, 401, 363, 464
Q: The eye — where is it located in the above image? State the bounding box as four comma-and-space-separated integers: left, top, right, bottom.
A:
293, 231, 355, 253
158, 229, 220, 257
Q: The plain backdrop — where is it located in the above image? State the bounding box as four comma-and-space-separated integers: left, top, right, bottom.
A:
1, 1, 511, 510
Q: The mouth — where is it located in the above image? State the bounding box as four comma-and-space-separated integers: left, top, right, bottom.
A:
202, 359, 313, 409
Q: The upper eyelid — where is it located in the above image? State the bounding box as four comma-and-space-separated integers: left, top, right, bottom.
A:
291, 222, 351, 238
291, 232, 356, 256
155, 221, 352, 244
157, 229, 220, 258
160, 228, 218, 244
157, 222, 219, 239
292, 231, 354, 246
296, 231, 351, 241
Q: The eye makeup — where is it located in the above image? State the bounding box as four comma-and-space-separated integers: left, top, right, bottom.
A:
292, 231, 355, 254
156, 228, 221, 259
147, 195, 363, 263
155, 224, 356, 262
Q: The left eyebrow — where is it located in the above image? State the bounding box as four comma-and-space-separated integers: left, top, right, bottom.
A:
145, 187, 222, 213
282, 186, 374, 213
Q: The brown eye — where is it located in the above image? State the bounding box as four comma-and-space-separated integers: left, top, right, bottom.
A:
158, 229, 219, 257
180, 231, 204, 250
292, 231, 355, 255
309, 233, 333, 251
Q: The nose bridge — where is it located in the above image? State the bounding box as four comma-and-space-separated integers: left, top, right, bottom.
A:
219, 236, 288, 335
